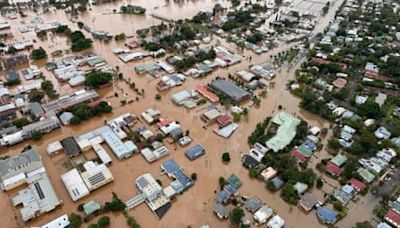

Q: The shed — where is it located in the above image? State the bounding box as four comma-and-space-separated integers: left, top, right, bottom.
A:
83, 200, 101, 215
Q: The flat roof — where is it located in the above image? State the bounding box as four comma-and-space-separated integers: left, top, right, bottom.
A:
210, 79, 250, 102
185, 144, 206, 160
61, 168, 90, 201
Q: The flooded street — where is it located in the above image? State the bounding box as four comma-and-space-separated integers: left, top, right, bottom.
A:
0, 0, 379, 227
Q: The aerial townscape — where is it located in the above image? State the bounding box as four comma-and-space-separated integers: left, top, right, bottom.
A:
0, 0, 400, 227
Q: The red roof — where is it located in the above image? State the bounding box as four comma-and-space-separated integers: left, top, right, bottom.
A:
196, 85, 219, 103
326, 161, 343, 177
217, 114, 232, 125
349, 178, 366, 191
88, 100, 102, 108
292, 149, 307, 162
157, 119, 172, 127
385, 209, 400, 226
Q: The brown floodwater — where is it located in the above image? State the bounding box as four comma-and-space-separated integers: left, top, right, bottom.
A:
0, 0, 378, 227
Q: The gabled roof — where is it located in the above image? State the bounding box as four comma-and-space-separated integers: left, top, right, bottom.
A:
326, 161, 344, 176
348, 178, 366, 191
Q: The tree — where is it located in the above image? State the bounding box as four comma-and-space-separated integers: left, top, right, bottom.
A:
98, 216, 110, 228
356, 221, 373, 228
274, 0, 282, 5
281, 183, 298, 204
30, 47, 47, 60
356, 101, 383, 118
88, 224, 98, 228
191, 173, 197, 181
104, 192, 126, 212
222, 152, 231, 162
13, 118, 31, 128
230, 207, 244, 225
218, 177, 226, 189
328, 138, 341, 149
69, 213, 82, 228
85, 72, 112, 88
155, 94, 161, 100
28, 90, 45, 102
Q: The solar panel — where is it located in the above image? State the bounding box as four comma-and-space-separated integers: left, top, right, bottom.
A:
34, 183, 45, 200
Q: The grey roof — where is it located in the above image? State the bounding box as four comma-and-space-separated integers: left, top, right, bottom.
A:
244, 198, 263, 212
213, 204, 229, 218
30, 102, 45, 117
12, 172, 61, 221
59, 112, 74, 125
60, 137, 81, 157
210, 79, 250, 102
299, 193, 318, 211
0, 148, 42, 178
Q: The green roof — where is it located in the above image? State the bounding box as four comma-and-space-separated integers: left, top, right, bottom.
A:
227, 174, 242, 189
294, 182, 308, 194
331, 154, 347, 167
134, 63, 158, 74
351, 114, 362, 121
87, 56, 104, 67
357, 168, 375, 183
83, 200, 101, 215
392, 201, 400, 213
266, 112, 301, 152
298, 145, 312, 157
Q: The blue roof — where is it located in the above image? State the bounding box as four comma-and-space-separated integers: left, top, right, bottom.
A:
185, 144, 206, 160
223, 184, 237, 196
271, 176, 284, 189
217, 190, 230, 204
162, 160, 193, 192
316, 207, 337, 224
303, 139, 317, 151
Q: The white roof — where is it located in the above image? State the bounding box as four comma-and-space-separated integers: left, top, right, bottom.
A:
93, 144, 112, 164
267, 215, 285, 228
254, 205, 273, 223
47, 141, 63, 155
41, 214, 70, 228
61, 169, 89, 201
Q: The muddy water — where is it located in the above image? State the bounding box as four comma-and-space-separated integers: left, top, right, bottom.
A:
0, 0, 377, 227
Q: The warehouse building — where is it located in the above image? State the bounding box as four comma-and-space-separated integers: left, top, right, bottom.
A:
209, 79, 250, 104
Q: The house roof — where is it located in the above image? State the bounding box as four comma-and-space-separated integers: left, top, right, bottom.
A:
348, 178, 366, 191
292, 149, 308, 162
385, 209, 400, 227
357, 168, 375, 183
317, 207, 337, 224
227, 174, 242, 189
331, 154, 347, 167
271, 176, 284, 189
244, 198, 263, 212
299, 193, 318, 211
294, 182, 308, 194
326, 161, 344, 176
